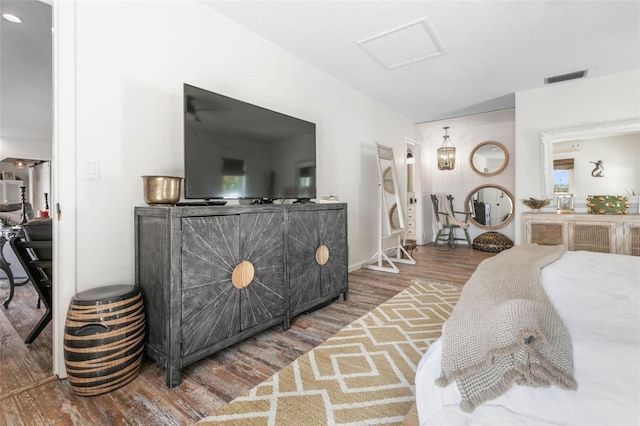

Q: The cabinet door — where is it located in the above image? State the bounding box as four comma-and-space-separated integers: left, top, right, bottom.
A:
623, 222, 640, 256
570, 221, 616, 253
5, 182, 21, 203
1, 181, 21, 204
239, 212, 285, 330
318, 208, 348, 297
526, 220, 566, 247
287, 208, 347, 313
287, 210, 321, 312
181, 215, 241, 357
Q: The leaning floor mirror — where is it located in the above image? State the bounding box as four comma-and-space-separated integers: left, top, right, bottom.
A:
364, 143, 415, 274
376, 144, 405, 236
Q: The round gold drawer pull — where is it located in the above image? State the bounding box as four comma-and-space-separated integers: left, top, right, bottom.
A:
316, 245, 329, 265
232, 260, 255, 289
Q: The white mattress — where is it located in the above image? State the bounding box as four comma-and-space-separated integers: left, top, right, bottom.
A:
415, 250, 640, 426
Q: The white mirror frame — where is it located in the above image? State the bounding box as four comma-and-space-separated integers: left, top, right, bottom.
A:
376, 144, 405, 236
540, 118, 640, 199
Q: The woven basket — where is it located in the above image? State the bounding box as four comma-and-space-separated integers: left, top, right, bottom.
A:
472, 232, 514, 253
64, 285, 145, 396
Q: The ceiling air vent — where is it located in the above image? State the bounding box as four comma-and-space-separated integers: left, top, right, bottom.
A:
545, 70, 589, 84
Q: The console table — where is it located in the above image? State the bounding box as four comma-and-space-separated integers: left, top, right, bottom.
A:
135, 203, 348, 387
522, 213, 640, 256
0, 225, 28, 308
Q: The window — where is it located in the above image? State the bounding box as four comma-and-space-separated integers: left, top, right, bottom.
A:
553, 158, 574, 194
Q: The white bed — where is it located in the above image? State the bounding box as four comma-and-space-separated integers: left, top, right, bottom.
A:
416, 250, 640, 426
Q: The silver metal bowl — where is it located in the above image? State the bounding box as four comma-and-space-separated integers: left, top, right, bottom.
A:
142, 176, 182, 206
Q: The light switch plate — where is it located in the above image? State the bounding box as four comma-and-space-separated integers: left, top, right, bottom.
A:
82, 159, 100, 179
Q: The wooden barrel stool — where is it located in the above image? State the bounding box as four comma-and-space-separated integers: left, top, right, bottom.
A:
64, 284, 145, 396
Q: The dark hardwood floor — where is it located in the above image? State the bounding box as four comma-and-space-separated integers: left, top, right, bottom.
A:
0, 244, 494, 425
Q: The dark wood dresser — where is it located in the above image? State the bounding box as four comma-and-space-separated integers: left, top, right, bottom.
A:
135, 203, 348, 387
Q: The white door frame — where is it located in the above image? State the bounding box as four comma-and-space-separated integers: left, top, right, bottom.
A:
51, 0, 77, 377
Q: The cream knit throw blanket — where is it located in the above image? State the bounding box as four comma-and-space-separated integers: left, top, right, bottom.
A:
436, 244, 577, 412
435, 193, 469, 230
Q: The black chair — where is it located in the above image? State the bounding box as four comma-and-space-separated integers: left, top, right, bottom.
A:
430, 194, 471, 248
10, 218, 52, 344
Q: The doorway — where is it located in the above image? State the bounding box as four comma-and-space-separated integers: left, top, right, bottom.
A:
405, 139, 423, 245
405, 141, 417, 243
0, 0, 54, 385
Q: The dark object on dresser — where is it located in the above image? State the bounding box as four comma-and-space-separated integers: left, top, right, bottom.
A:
135, 203, 348, 387
64, 284, 145, 396
472, 232, 514, 252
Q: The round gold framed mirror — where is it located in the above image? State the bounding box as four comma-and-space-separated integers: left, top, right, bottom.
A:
464, 184, 515, 230
469, 141, 509, 177
389, 203, 400, 230
382, 167, 395, 194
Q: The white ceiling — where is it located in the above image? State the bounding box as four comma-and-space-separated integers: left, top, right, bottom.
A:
0, 0, 52, 155
204, 0, 640, 123
0, 0, 639, 159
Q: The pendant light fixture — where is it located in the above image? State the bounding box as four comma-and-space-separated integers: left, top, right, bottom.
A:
13, 159, 27, 169
437, 126, 456, 170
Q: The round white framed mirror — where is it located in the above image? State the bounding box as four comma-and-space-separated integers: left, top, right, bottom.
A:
469, 141, 509, 177
465, 184, 515, 230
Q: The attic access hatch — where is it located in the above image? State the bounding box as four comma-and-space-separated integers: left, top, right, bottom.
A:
357, 17, 446, 70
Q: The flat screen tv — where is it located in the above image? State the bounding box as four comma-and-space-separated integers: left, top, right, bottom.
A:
184, 83, 316, 201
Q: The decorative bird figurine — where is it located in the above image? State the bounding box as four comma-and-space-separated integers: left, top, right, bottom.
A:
590, 160, 604, 177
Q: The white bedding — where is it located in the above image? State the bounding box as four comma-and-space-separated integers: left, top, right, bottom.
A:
415, 250, 640, 426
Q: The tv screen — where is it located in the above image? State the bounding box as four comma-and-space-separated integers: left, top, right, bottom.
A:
184, 84, 316, 201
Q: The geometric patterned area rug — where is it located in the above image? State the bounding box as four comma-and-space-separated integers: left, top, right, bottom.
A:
198, 280, 461, 426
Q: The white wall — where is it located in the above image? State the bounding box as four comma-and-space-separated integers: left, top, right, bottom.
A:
418, 109, 516, 243
72, 0, 419, 293
514, 69, 640, 242
0, 0, 52, 164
